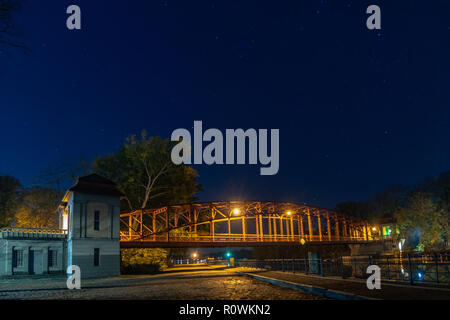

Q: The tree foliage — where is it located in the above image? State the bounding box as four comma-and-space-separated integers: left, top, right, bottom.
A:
336, 185, 408, 222
93, 131, 201, 211
121, 248, 169, 274
395, 192, 449, 251
14, 187, 63, 228
93, 131, 201, 273
0, 175, 22, 227
337, 171, 450, 251
0, 0, 24, 51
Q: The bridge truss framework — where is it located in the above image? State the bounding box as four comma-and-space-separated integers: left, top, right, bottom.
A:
119, 201, 378, 248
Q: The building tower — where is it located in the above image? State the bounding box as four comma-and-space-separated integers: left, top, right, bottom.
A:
58, 174, 123, 278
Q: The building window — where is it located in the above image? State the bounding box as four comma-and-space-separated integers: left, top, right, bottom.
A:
13, 250, 23, 268
94, 248, 100, 266
48, 249, 57, 267
62, 213, 68, 230
94, 210, 100, 231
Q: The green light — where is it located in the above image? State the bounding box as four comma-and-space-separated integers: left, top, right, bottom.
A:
226, 252, 232, 258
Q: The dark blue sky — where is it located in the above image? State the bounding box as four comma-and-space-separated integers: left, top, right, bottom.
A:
0, 0, 449, 208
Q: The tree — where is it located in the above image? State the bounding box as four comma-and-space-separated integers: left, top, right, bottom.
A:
368, 185, 408, 220
93, 131, 201, 212
0, 0, 23, 51
0, 175, 22, 227
14, 187, 63, 229
395, 192, 449, 251
35, 156, 91, 190
336, 201, 372, 220
93, 131, 201, 273
336, 185, 408, 223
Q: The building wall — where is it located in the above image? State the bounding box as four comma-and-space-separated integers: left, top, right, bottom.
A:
1, 185, 122, 279
0, 239, 66, 276
67, 192, 121, 278
68, 238, 120, 278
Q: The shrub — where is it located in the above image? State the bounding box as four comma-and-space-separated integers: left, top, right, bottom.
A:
121, 248, 169, 275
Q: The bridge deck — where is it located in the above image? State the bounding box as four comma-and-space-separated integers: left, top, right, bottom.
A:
120, 240, 372, 248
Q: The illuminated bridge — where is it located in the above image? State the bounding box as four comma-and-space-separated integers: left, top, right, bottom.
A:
119, 201, 380, 248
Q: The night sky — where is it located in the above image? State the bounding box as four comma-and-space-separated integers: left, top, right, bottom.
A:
1, 0, 449, 208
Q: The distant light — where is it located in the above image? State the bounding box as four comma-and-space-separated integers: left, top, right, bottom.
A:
418, 272, 423, 279
192, 252, 198, 259
300, 239, 306, 245
233, 208, 241, 216
372, 227, 377, 232
226, 252, 232, 258
398, 241, 403, 251
287, 211, 292, 216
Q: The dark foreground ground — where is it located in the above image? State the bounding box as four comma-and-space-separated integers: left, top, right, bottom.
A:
239, 269, 450, 300
2, 264, 448, 300
0, 265, 325, 300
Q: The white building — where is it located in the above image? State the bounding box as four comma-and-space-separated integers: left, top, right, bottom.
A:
0, 174, 123, 279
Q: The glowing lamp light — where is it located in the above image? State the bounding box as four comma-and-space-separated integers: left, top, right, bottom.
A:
192, 252, 198, 259
226, 252, 232, 258
372, 227, 377, 232
287, 211, 292, 216
233, 208, 241, 216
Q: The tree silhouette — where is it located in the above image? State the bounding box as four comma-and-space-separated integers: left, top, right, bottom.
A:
0, 0, 24, 51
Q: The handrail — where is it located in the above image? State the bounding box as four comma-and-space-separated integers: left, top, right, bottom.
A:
0, 227, 68, 237
119, 232, 368, 243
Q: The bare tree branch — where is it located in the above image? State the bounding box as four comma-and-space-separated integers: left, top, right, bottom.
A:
0, 0, 25, 52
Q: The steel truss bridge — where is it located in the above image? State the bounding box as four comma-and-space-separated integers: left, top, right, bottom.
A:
119, 201, 379, 248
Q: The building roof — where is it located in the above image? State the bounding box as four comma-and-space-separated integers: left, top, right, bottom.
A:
69, 173, 124, 197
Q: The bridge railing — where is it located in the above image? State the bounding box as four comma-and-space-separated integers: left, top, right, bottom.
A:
237, 253, 450, 286
120, 232, 368, 243
0, 227, 68, 239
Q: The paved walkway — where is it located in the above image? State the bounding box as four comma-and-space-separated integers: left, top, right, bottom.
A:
0, 265, 326, 300
239, 269, 450, 300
